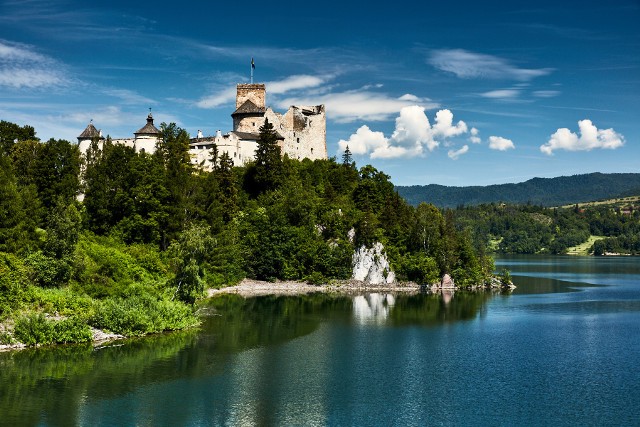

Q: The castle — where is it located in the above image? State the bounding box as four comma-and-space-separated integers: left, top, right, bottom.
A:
77, 83, 327, 168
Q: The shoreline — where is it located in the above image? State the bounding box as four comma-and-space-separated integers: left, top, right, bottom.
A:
2, 277, 511, 352
206, 276, 514, 298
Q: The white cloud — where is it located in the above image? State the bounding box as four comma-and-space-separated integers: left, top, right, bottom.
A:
540, 119, 624, 155
0, 39, 67, 88
337, 125, 388, 155
428, 49, 551, 81
267, 75, 324, 93
197, 86, 242, 108
280, 90, 438, 123
338, 107, 470, 159
480, 89, 521, 99
197, 74, 327, 109
469, 127, 481, 144
432, 109, 467, 138
488, 136, 515, 151
448, 145, 469, 160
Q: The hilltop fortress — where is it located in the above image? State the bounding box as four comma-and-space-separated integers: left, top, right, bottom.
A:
78, 83, 327, 168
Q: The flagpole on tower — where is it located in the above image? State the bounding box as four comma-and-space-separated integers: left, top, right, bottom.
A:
250, 57, 255, 84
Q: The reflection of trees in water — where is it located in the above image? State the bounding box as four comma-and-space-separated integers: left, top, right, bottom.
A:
0, 291, 502, 425
0, 330, 198, 426
388, 291, 493, 326
203, 294, 353, 352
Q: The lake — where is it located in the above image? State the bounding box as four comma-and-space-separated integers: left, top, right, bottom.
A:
2, 255, 639, 426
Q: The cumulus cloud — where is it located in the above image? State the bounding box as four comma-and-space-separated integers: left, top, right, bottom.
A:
432, 109, 468, 138
429, 49, 551, 81
540, 119, 624, 155
338, 107, 470, 159
488, 136, 515, 151
448, 145, 469, 160
338, 125, 388, 156
469, 127, 481, 144
0, 39, 67, 88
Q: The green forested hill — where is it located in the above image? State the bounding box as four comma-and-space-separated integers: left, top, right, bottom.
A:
396, 173, 640, 208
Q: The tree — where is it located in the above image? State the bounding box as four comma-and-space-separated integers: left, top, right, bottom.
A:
33, 139, 81, 212
216, 152, 238, 223
341, 145, 353, 167
0, 120, 38, 156
157, 123, 196, 249
247, 118, 283, 195
168, 223, 215, 304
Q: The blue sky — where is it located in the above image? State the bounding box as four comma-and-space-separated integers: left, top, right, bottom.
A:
1, 0, 638, 186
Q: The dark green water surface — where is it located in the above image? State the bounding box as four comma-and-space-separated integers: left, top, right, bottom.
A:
2, 256, 639, 426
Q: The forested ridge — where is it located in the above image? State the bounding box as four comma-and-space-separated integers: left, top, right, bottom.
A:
397, 173, 640, 208
1, 119, 493, 347
454, 202, 640, 255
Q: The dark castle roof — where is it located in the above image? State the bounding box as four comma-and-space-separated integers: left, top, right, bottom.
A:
231, 100, 265, 116
78, 122, 103, 140
134, 113, 161, 136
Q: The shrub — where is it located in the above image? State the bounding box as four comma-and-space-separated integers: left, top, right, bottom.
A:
24, 251, 72, 287
53, 317, 92, 344
13, 313, 54, 346
13, 313, 92, 346
0, 252, 30, 318
90, 294, 197, 336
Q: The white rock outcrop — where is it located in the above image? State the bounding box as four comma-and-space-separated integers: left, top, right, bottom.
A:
352, 242, 396, 284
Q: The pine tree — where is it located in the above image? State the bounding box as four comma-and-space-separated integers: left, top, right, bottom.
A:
342, 145, 353, 167
249, 118, 283, 195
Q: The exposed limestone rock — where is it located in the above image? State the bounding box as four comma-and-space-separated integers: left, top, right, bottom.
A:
352, 242, 395, 285
441, 274, 455, 289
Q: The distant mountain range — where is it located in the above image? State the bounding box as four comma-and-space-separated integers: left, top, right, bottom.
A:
396, 173, 640, 208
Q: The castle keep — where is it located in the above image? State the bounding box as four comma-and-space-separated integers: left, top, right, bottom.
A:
77, 83, 327, 168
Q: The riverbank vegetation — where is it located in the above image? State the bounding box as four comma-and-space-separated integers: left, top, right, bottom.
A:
1, 119, 493, 347
453, 202, 640, 255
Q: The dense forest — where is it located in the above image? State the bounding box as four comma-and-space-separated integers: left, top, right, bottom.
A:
397, 173, 640, 208
454, 202, 640, 255
0, 119, 493, 346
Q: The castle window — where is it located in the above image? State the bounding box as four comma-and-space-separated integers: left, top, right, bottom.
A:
297, 138, 300, 143
311, 148, 314, 154
234, 152, 237, 158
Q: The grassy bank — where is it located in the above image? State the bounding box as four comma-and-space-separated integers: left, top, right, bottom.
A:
1, 233, 200, 349
566, 235, 606, 256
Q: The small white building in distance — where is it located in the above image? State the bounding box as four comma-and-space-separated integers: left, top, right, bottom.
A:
77, 83, 327, 169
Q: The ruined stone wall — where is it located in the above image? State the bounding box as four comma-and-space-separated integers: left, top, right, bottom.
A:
236, 84, 266, 109
280, 105, 327, 161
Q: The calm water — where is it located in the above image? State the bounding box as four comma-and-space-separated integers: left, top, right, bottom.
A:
2, 256, 640, 426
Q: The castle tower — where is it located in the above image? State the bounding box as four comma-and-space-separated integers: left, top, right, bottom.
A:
77, 120, 104, 154
133, 112, 161, 153
232, 84, 266, 134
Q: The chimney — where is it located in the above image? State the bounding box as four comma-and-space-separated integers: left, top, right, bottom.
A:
216, 129, 222, 138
